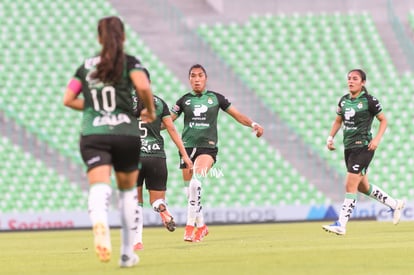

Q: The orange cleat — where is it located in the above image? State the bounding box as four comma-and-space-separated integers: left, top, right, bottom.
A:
193, 225, 209, 242
184, 225, 195, 242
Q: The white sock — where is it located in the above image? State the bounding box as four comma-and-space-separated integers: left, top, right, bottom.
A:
193, 176, 205, 227
187, 177, 202, 226
152, 199, 167, 212
134, 204, 143, 245
88, 183, 112, 226
338, 193, 357, 227
366, 184, 398, 209
196, 208, 205, 227
119, 188, 138, 256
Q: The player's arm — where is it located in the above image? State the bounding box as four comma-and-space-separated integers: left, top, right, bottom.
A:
162, 116, 193, 169
170, 112, 178, 122
369, 112, 387, 151
326, 115, 342, 151
225, 106, 264, 137
63, 78, 84, 110
160, 113, 178, 130
368, 96, 387, 151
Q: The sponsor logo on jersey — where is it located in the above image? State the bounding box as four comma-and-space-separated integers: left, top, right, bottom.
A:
86, 68, 104, 89
84, 56, 100, 69
193, 104, 208, 116
344, 107, 355, 120
92, 113, 131, 126
189, 122, 209, 128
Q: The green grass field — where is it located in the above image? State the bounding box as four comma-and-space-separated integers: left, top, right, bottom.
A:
0, 221, 413, 275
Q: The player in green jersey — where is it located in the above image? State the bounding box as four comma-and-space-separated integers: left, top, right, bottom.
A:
322, 69, 405, 235
171, 64, 264, 242
63, 16, 155, 267
132, 69, 192, 251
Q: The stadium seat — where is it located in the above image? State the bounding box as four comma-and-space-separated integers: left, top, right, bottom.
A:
196, 12, 414, 200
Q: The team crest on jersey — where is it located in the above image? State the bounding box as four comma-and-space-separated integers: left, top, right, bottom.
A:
357, 102, 363, 109
207, 97, 213, 104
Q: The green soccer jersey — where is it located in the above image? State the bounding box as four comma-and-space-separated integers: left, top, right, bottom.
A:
337, 91, 383, 149
73, 54, 143, 136
136, 95, 170, 158
171, 90, 231, 148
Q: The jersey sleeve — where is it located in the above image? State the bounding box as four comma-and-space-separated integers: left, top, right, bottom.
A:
73, 64, 84, 80
215, 92, 231, 111
336, 95, 346, 115
66, 65, 84, 94
160, 98, 171, 118
126, 55, 145, 74
171, 95, 185, 116
367, 95, 383, 116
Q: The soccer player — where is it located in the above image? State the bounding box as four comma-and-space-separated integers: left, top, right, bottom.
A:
322, 69, 405, 235
63, 16, 155, 267
171, 64, 264, 242
132, 69, 192, 251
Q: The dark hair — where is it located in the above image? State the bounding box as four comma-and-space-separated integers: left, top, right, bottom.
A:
92, 16, 125, 83
348, 69, 368, 93
188, 64, 207, 77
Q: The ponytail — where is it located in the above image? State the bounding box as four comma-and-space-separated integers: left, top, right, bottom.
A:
92, 16, 125, 84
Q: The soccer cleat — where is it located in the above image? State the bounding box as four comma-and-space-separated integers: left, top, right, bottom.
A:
119, 254, 139, 268
392, 199, 405, 225
322, 221, 346, 235
93, 222, 111, 262
160, 211, 176, 232
193, 225, 209, 242
133, 242, 144, 251
184, 225, 195, 242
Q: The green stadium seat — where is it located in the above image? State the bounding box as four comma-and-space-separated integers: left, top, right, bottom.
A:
196, 12, 414, 201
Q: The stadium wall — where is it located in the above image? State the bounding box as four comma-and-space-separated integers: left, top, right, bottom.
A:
1, 202, 412, 231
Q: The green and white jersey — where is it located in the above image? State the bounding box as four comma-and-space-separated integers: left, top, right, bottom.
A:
171, 90, 231, 148
73, 54, 143, 136
136, 95, 170, 158
337, 91, 383, 149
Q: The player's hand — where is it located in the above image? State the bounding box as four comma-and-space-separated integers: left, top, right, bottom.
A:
368, 138, 379, 151
252, 122, 264, 137
182, 156, 193, 170
326, 136, 335, 151
140, 108, 156, 123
